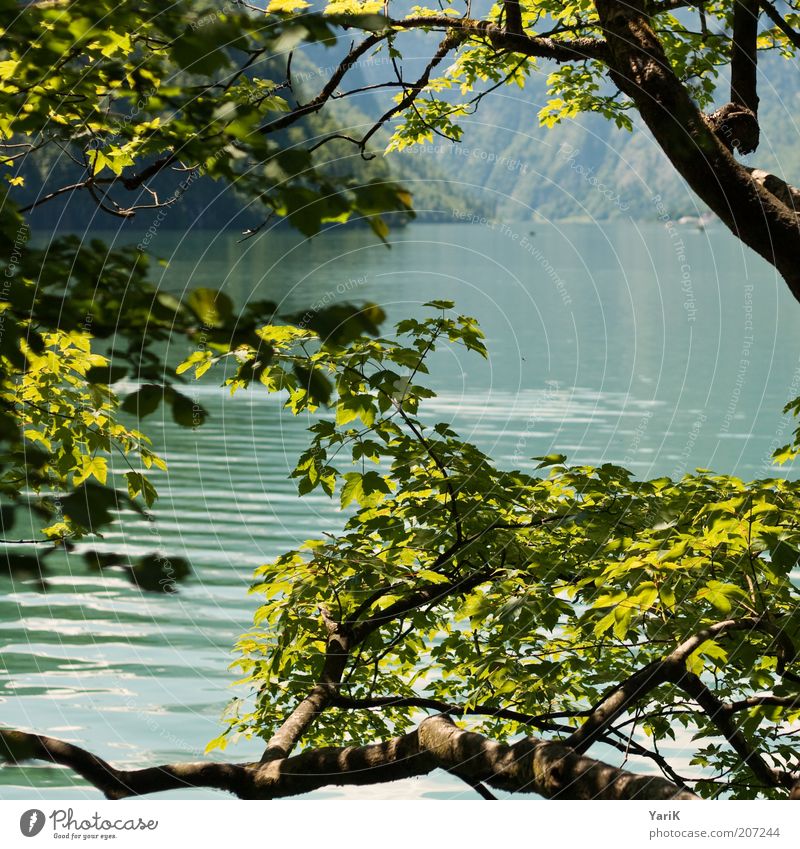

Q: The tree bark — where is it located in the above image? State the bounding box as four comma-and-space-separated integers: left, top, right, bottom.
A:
594, 0, 800, 300
731, 0, 760, 116
1, 716, 697, 800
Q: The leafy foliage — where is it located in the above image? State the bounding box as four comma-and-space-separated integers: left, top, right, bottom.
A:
0, 0, 417, 581
4, 1, 795, 218
3, 0, 800, 799
1, 1, 413, 234
0, 188, 379, 582
183, 305, 800, 797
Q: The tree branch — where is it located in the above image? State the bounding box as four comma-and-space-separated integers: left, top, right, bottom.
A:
727, 694, 800, 713
563, 615, 799, 791
331, 693, 580, 732
760, 0, 800, 51
352, 566, 496, 641
261, 565, 495, 762
359, 32, 463, 163
666, 667, 794, 790
258, 16, 608, 140
731, 0, 760, 116
593, 0, 800, 301
391, 17, 610, 62
503, 1, 524, 36
604, 728, 693, 791
259, 33, 387, 135
260, 612, 351, 762
746, 165, 800, 211
1, 716, 697, 800
567, 618, 762, 753
0, 729, 249, 799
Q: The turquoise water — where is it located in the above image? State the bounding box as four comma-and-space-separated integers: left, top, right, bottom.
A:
2, 219, 800, 799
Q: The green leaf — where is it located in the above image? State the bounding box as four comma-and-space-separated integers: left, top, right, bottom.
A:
340, 471, 391, 508
336, 394, 376, 427
170, 391, 206, 428
694, 581, 746, 615
86, 364, 128, 384
185, 288, 234, 329
632, 581, 658, 611
122, 384, 163, 419
593, 608, 616, 637
170, 26, 232, 75
176, 350, 214, 378
129, 554, 191, 592
294, 365, 332, 407
417, 569, 450, 585
60, 483, 120, 531
534, 453, 567, 469
613, 606, 632, 640
764, 536, 800, 573
125, 472, 158, 508
659, 586, 677, 612
74, 456, 108, 486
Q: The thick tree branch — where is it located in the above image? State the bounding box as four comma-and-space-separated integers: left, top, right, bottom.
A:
565, 616, 799, 791
503, 1, 524, 36
747, 165, 800, 210
727, 694, 800, 713
593, 0, 800, 301
392, 17, 610, 62
711, 0, 762, 154
261, 566, 495, 761
731, 1, 760, 116
0, 729, 250, 799
1, 716, 696, 800
260, 612, 351, 762
567, 618, 762, 753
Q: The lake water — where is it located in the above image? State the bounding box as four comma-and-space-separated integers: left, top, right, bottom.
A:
3, 219, 800, 799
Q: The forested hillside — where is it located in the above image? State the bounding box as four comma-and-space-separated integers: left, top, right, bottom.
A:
392, 52, 800, 222
16, 45, 482, 233
17, 29, 799, 230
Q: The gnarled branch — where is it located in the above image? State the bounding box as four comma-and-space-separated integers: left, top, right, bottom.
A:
260, 613, 352, 762
593, 0, 800, 301
0, 715, 696, 800
565, 616, 799, 791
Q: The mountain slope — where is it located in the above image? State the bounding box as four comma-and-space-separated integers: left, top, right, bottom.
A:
383, 52, 800, 222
